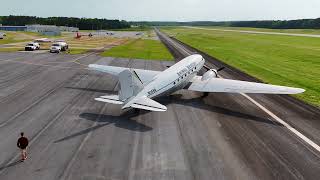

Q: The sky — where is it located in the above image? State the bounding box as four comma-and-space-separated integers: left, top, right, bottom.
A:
1, 0, 320, 21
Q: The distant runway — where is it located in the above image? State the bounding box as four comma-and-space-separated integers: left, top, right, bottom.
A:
185, 26, 320, 38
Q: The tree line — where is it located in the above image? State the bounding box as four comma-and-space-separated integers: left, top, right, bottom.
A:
0, 16, 130, 30
132, 18, 320, 29
1, 16, 319, 30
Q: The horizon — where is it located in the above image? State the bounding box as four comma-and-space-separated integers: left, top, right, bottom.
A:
1, 0, 320, 22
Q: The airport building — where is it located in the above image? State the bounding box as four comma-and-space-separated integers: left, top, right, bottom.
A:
0, 25, 27, 31
0, 24, 79, 36
26, 25, 61, 36
58, 26, 79, 32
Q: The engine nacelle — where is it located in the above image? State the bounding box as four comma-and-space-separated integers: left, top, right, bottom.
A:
201, 69, 218, 81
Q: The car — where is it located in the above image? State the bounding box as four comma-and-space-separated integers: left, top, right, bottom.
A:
0, 32, 6, 38
25, 42, 40, 51
50, 43, 62, 53
54, 41, 69, 51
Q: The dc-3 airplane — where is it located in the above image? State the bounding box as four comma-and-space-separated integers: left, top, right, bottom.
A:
88, 54, 304, 112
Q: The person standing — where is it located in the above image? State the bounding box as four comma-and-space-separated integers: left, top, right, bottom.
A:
17, 132, 29, 161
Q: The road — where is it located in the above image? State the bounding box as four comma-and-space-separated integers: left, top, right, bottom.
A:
0, 30, 319, 180
185, 26, 320, 38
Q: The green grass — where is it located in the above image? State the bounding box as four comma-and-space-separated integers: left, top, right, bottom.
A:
196, 26, 320, 35
66, 48, 88, 55
101, 38, 173, 60
112, 26, 152, 31
162, 27, 320, 107
0, 38, 22, 44
0, 31, 51, 45
0, 35, 29, 45
0, 47, 23, 52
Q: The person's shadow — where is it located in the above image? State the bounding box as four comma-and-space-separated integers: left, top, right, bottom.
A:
0, 160, 22, 171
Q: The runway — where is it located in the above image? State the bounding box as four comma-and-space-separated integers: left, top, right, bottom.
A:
0, 32, 319, 180
185, 26, 320, 38
155, 28, 320, 179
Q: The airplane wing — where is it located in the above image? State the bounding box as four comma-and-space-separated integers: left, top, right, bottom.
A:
188, 76, 305, 94
88, 64, 160, 84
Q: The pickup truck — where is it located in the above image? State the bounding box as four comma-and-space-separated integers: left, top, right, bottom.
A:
25, 42, 40, 51
55, 41, 69, 51
50, 43, 62, 53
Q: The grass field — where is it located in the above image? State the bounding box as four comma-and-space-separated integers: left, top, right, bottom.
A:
66, 49, 88, 55
0, 47, 23, 52
0, 31, 128, 54
101, 38, 173, 60
112, 26, 152, 31
0, 32, 33, 44
162, 27, 320, 107
193, 26, 320, 35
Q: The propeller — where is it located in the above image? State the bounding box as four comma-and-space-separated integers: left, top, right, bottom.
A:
217, 67, 225, 72
203, 65, 225, 72
203, 65, 210, 71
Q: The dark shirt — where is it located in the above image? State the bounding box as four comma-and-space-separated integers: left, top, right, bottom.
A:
17, 137, 29, 149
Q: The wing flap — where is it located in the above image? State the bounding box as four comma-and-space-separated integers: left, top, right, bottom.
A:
95, 95, 123, 105
188, 77, 305, 94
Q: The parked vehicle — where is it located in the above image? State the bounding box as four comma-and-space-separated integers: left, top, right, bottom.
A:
50, 43, 62, 53
25, 42, 40, 51
0, 32, 5, 39
54, 40, 69, 51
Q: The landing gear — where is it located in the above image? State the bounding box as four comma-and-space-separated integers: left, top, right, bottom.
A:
202, 92, 209, 97
134, 108, 140, 113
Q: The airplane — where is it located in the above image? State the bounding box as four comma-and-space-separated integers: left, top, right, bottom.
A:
88, 54, 305, 112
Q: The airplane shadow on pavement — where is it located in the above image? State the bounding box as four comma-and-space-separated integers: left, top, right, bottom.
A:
54, 110, 152, 143
54, 89, 282, 143
160, 94, 283, 127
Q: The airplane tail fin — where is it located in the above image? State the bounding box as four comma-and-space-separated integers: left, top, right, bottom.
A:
118, 69, 144, 101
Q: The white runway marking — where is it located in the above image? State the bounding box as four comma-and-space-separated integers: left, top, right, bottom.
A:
241, 93, 320, 153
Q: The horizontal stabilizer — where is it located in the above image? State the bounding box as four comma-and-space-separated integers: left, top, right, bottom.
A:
88, 64, 160, 84
124, 96, 167, 112
189, 76, 305, 94
95, 95, 123, 105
